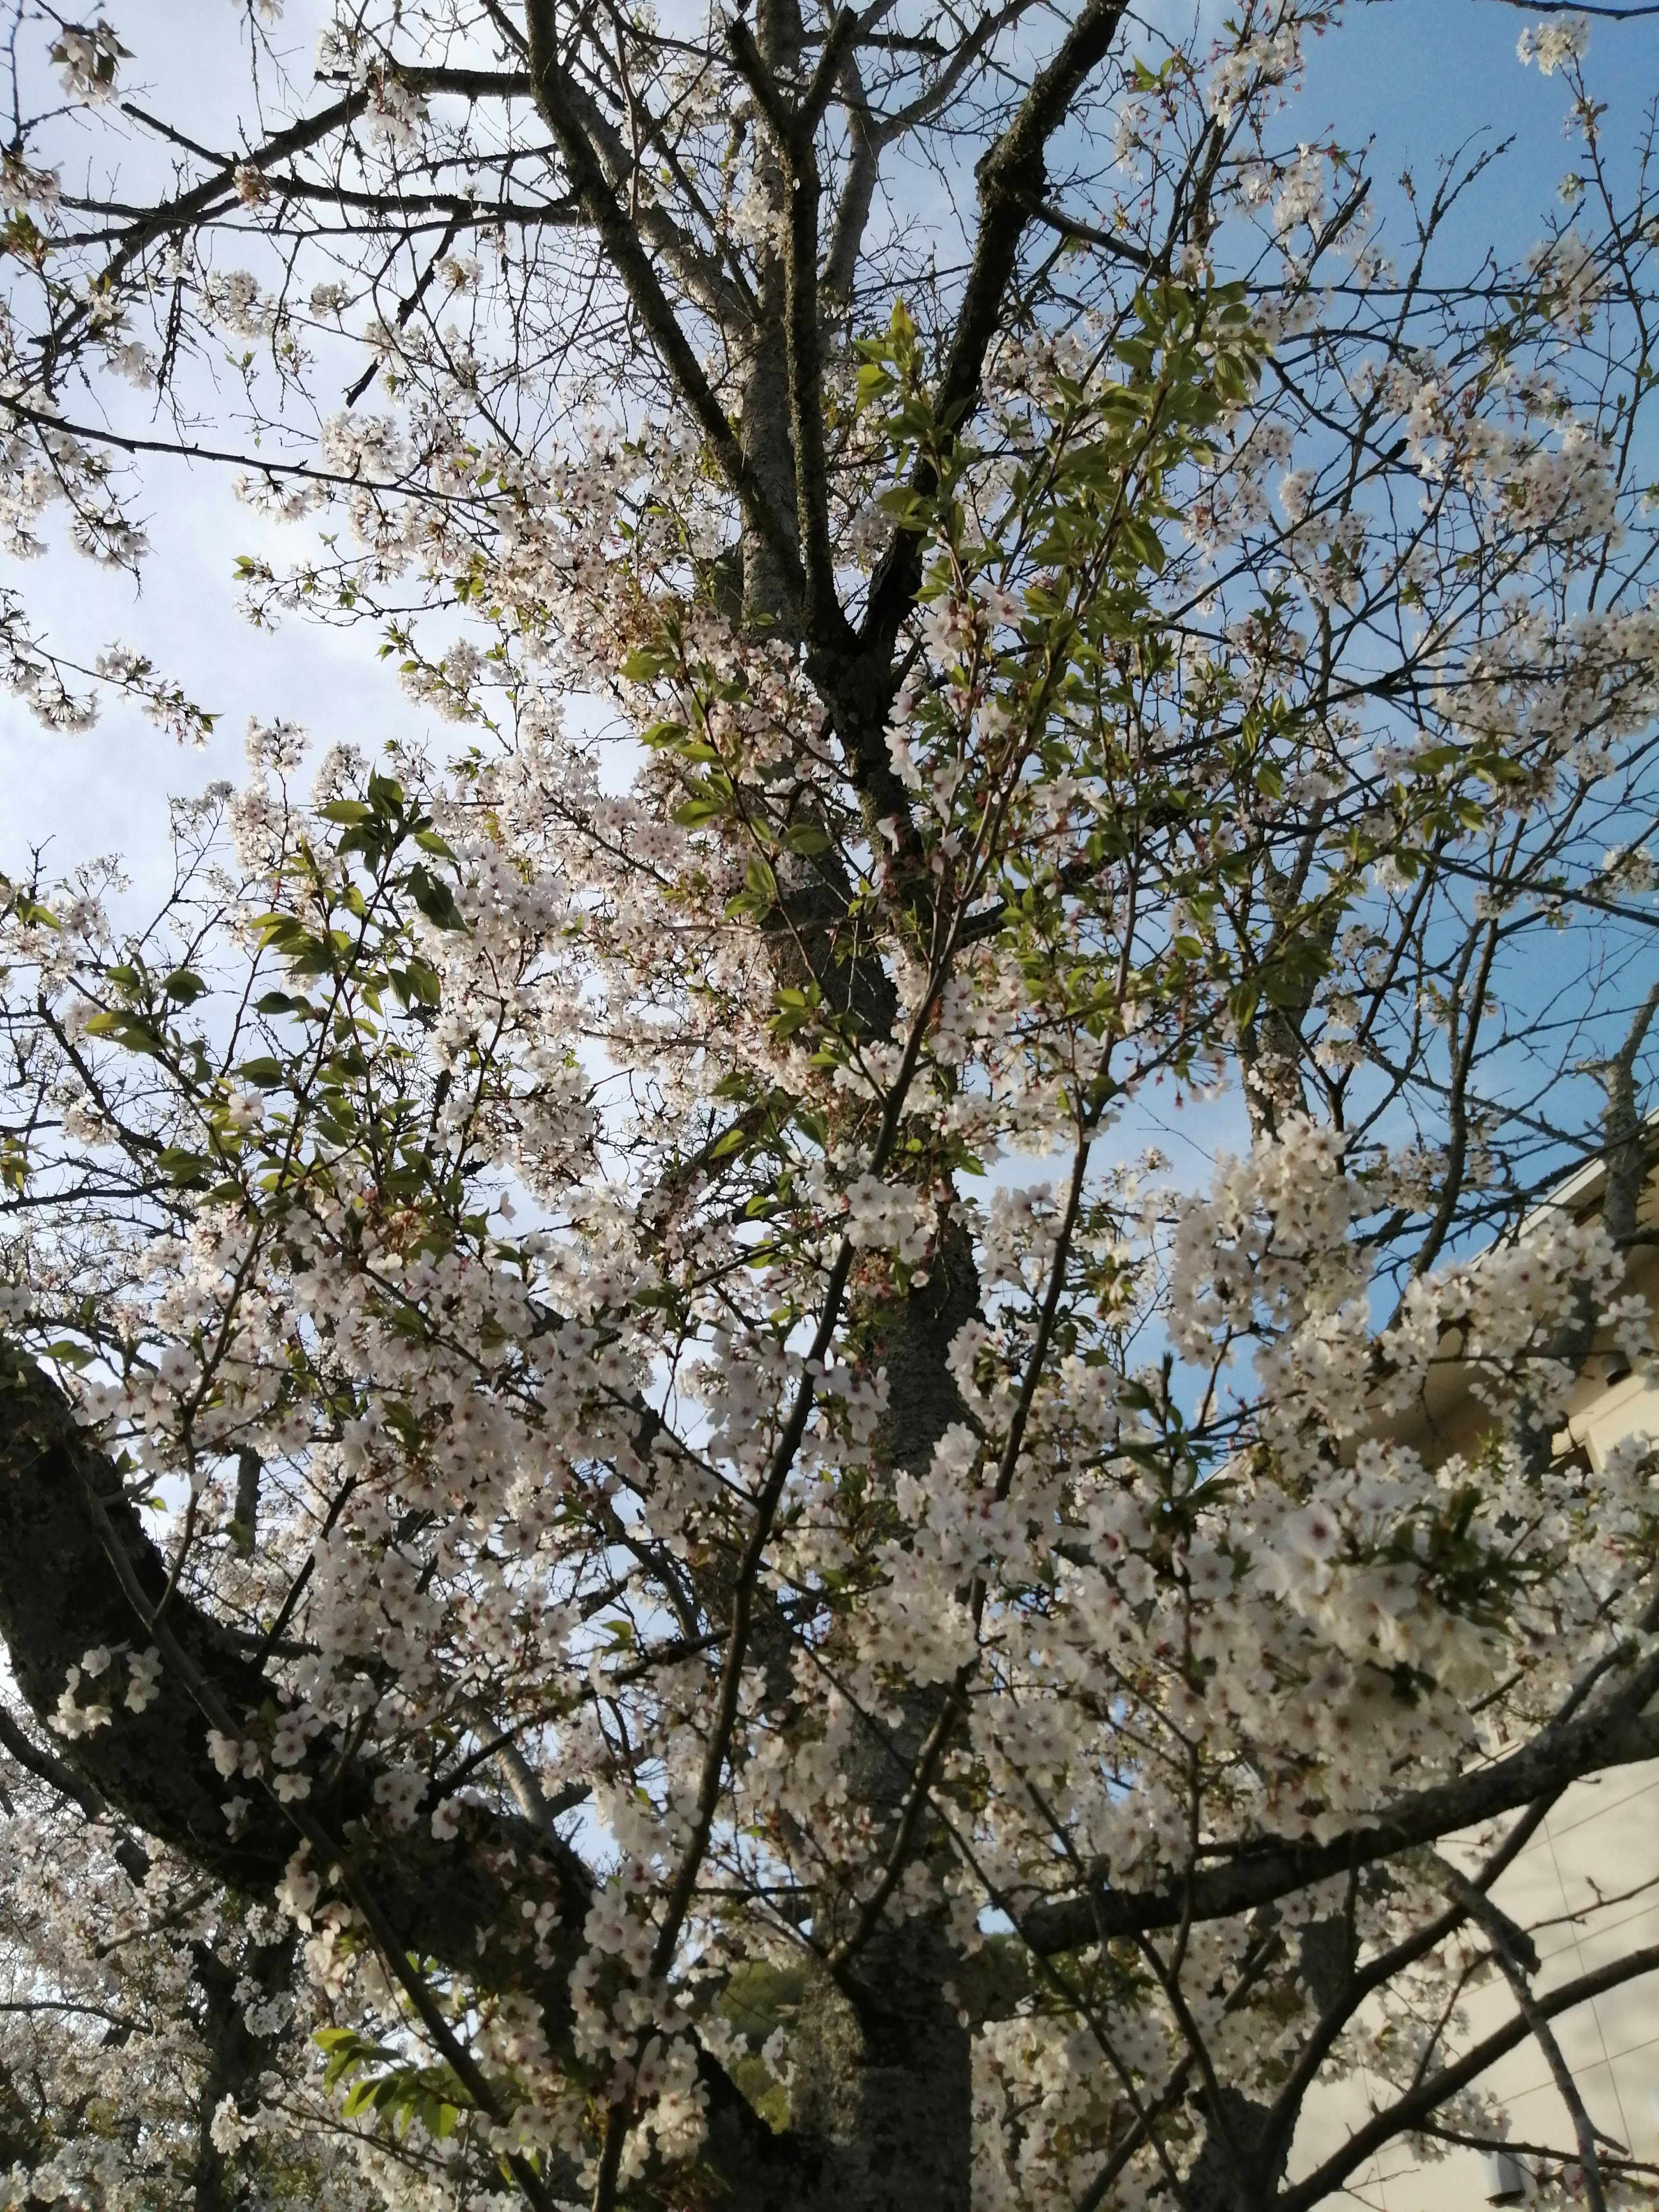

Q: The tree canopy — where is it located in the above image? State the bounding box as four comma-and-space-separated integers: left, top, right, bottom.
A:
2, 3, 1659, 2209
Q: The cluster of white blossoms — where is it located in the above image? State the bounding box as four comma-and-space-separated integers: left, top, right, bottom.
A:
197, 269, 278, 343
50, 19, 127, 104
842, 1173, 938, 1266
1207, 20, 1303, 126
1165, 1118, 1361, 1361
318, 411, 411, 487
52, 1645, 163, 1738
840, 1121, 1654, 1882
1517, 13, 1591, 75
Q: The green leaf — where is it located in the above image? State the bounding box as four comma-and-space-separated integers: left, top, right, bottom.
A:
673, 796, 725, 828
158, 1146, 211, 1186
640, 718, 689, 750
856, 362, 897, 409
1120, 516, 1167, 574
407, 866, 468, 932
394, 960, 443, 1007
620, 647, 672, 682
875, 486, 931, 531
235, 1058, 287, 1090
82, 1011, 165, 1058
254, 912, 310, 953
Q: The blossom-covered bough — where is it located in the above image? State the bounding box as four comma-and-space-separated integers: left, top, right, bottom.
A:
2, 0, 1659, 2208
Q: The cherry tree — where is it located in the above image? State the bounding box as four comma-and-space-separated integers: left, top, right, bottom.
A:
2, 3, 1659, 2209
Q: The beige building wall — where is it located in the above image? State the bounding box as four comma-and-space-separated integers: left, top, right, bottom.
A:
1291, 1759, 1659, 2209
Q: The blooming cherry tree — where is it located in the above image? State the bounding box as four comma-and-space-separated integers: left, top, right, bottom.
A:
1, 4, 1659, 2211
